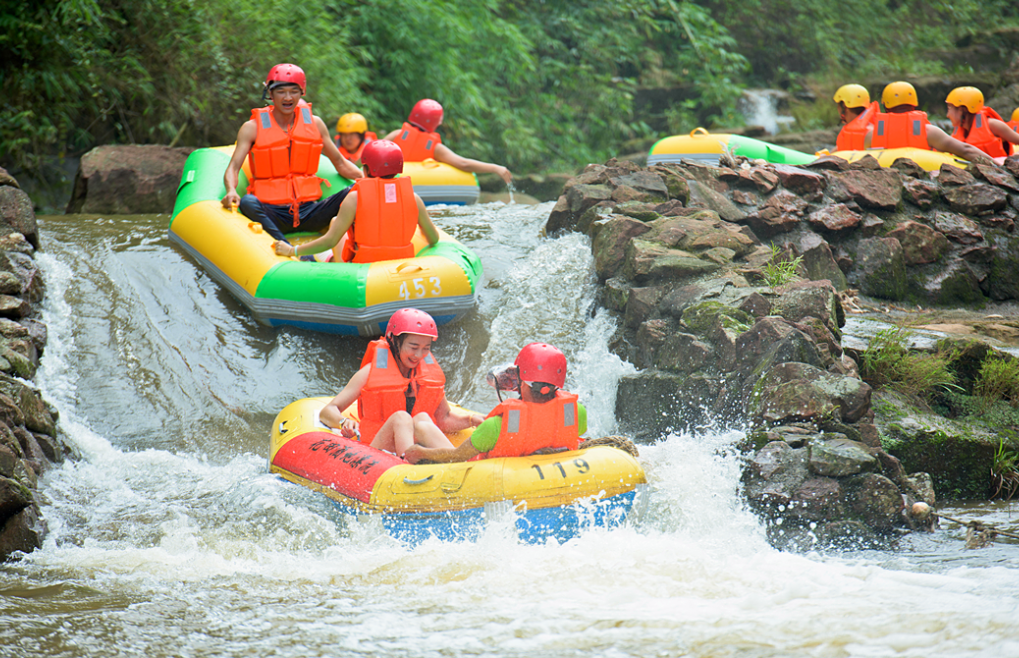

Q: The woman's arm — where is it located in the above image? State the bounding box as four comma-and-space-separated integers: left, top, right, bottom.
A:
431, 396, 485, 433
319, 365, 370, 429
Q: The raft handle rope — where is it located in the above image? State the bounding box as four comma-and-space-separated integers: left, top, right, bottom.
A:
278, 420, 289, 435
403, 475, 434, 486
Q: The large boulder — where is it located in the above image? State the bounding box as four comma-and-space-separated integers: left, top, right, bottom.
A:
66, 145, 196, 214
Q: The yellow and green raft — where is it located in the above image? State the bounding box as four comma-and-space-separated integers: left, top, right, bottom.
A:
169, 145, 482, 335
649, 128, 969, 171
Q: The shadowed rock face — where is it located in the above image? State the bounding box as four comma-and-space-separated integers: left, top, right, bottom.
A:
0, 169, 72, 563
66, 145, 196, 214
548, 152, 1019, 540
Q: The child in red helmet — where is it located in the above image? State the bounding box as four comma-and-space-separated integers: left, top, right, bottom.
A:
319, 308, 484, 458
382, 99, 513, 186
272, 139, 440, 262
404, 343, 587, 464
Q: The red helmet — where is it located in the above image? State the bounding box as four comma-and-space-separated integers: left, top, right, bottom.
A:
385, 308, 438, 340
408, 99, 444, 132
515, 343, 567, 388
265, 63, 307, 95
361, 140, 404, 178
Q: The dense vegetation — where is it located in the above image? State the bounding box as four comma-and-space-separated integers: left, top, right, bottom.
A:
2, 0, 1017, 175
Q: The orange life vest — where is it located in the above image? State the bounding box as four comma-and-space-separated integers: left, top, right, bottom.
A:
393, 122, 442, 161
337, 131, 378, 163
483, 391, 581, 458
337, 177, 419, 263
952, 107, 1012, 159
247, 104, 326, 226
870, 110, 930, 150
356, 338, 445, 445
836, 101, 878, 151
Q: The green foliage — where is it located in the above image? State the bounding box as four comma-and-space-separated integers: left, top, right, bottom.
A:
974, 356, 1019, 410
991, 437, 1019, 500
860, 327, 958, 402
761, 244, 803, 287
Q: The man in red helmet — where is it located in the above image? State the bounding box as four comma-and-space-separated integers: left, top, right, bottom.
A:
404, 343, 587, 464
221, 63, 364, 246
272, 139, 439, 262
382, 99, 513, 186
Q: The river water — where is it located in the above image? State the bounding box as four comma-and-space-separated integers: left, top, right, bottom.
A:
0, 202, 1017, 657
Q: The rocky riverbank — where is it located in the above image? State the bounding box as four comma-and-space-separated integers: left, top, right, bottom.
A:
0, 167, 73, 561
545, 153, 1019, 543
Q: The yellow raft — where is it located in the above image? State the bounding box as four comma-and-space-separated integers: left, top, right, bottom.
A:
269, 397, 648, 542
402, 160, 479, 205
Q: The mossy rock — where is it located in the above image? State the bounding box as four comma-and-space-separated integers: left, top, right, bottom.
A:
681, 301, 754, 337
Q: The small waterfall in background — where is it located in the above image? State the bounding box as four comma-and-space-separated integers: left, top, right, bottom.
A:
738, 89, 797, 135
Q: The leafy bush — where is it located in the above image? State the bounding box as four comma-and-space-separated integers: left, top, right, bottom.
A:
860, 327, 958, 402
974, 356, 1019, 410
991, 437, 1019, 500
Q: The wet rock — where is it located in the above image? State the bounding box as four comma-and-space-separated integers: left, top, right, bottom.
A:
622, 240, 719, 283
635, 319, 671, 368
654, 199, 687, 216
744, 441, 811, 510
901, 178, 939, 210
931, 210, 984, 244
732, 189, 761, 206
592, 216, 652, 280
0, 375, 57, 437
648, 166, 690, 203
791, 477, 844, 520
0, 475, 31, 518
808, 439, 878, 477
615, 370, 716, 438
744, 167, 780, 193
943, 183, 1007, 215
609, 171, 669, 200
770, 280, 844, 333
732, 317, 825, 376
751, 362, 872, 424
805, 155, 851, 172
603, 278, 630, 312
66, 144, 195, 214
919, 259, 984, 306
657, 332, 713, 373
890, 158, 928, 178
686, 180, 746, 222
745, 191, 807, 237
807, 203, 862, 232
614, 201, 660, 222
772, 165, 826, 198
738, 292, 772, 318
970, 163, 1019, 193
681, 301, 754, 337
1005, 154, 1019, 179
826, 169, 902, 211
0, 188, 38, 248
853, 237, 908, 300
624, 285, 666, 329
936, 164, 976, 186
843, 473, 904, 530
886, 221, 950, 264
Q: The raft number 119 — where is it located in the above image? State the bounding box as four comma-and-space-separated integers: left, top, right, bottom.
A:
531, 458, 590, 480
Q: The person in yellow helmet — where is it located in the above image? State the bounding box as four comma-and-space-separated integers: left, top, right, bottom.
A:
869, 81, 994, 166
335, 113, 378, 165
833, 84, 879, 150
945, 87, 1019, 161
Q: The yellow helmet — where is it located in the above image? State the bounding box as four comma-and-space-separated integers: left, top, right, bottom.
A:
336, 113, 368, 133
882, 81, 918, 109
946, 87, 984, 114
1013, 108, 1019, 122
833, 84, 870, 109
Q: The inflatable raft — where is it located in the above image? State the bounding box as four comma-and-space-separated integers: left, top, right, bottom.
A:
270, 397, 649, 543
403, 160, 479, 206
650, 128, 969, 172
169, 146, 482, 335
648, 128, 817, 167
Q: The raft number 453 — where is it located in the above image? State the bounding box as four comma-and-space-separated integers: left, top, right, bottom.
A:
398, 277, 441, 301
531, 458, 590, 480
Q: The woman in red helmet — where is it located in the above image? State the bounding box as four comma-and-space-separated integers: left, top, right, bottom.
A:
272, 139, 439, 262
404, 343, 587, 464
319, 308, 484, 458
382, 99, 513, 185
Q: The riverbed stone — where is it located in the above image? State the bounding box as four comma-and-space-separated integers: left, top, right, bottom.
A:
592, 216, 652, 280
943, 183, 1008, 215
936, 164, 976, 186
770, 280, 843, 333
66, 144, 195, 215
0, 188, 39, 249
791, 477, 844, 520
853, 237, 908, 300
827, 169, 902, 211
772, 165, 826, 198
624, 286, 666, 329
890, 158, 928, 179
744, 442, 811, 510
901, 178, 939, 210
751, 362, 872, 424
843, 473, 904, 530
808, 439, 878, 477
971, 163, 1019, 193
657, 333, 713, 373
686, 180, 745, 222
886, 221, 949, 264
931, 210, 984, 244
